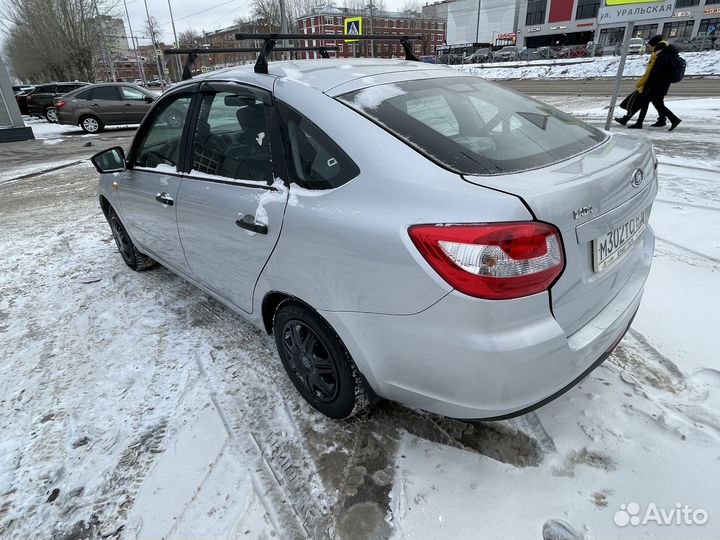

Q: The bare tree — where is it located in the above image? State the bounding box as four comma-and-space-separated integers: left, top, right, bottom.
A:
4, 0, 118, 82
177, 29, 203, 47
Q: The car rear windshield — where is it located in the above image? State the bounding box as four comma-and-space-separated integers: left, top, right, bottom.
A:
337, 77, 606, 175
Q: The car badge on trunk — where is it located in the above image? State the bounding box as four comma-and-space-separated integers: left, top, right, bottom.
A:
631, 169, 644, 188
573, 205, 593, 220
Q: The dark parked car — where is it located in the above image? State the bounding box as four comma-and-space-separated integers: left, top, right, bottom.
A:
15, 89, 35, 115
12, 84, 34, 95
55, 83, 158, 133
463, 48, 492, 64
27, 82, 90, 122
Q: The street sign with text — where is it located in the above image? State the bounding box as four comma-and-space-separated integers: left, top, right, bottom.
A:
598, 0, 674, 23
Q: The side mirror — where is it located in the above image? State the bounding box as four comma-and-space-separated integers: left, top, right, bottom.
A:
144, 95, 154, 102
91, 146, 126, 174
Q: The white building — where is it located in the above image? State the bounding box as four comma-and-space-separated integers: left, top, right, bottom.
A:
447, 0, 521, 45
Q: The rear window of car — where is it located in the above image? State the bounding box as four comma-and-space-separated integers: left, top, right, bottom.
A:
37, 85, 56, 93
91, 87, 119, 100
337, 76, 606, 175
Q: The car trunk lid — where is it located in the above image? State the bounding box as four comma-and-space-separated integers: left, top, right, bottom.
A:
464, 133, 657, 336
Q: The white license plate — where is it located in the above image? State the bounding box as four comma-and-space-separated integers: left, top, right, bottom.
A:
593, 210, 647, 272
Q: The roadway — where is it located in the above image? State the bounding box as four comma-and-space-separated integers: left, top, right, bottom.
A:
497, 77, 718, 96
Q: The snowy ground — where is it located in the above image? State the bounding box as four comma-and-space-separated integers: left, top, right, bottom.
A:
455, 50, 720, 79
1, 96, 719, 540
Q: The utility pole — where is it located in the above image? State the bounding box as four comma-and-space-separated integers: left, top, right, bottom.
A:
167, 0, 183, 81
123, 0, 145, 84
366, 0, 375, 57
143, 0, 165, 84
93, 0, 117, 81
279, 0, 289, 59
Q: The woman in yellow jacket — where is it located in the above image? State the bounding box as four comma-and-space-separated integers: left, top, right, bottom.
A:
615, 35, 667, 127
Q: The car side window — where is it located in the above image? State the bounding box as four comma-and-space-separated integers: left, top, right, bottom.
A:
277, 102, 359, 190
134, 94, 192, 170
92, 87, 120, 101
191, 90, 272, 183
75, 89, 93, 100
121, 87, 146, 101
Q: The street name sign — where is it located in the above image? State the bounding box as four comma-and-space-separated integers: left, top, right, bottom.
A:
598, 0, 674, 22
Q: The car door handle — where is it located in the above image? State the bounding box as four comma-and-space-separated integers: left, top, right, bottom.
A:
236, 214, 268, 234
155, 192, 174, 206
90, 103, 99, 107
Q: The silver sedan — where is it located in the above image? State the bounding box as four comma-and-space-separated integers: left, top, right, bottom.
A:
92, 59, 657, 419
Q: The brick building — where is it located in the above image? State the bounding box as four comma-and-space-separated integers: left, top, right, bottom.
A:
295, 7, 447, 59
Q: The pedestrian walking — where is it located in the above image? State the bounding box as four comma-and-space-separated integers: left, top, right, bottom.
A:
615, 35, 683, 131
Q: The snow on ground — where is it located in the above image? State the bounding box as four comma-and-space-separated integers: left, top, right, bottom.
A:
1, 95, 719, 540
23, 116, 140, 140
455, 50, 720, 80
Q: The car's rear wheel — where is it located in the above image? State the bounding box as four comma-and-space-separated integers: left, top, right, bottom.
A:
44, 107, 58, 123
108, 208, 156, 271
80, 115, 103, 133
273, 302, 370, 419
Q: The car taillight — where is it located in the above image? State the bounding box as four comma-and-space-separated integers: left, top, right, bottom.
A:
27, 95, 33, 103
408, 222, 565, 300
55, 99, 67, 109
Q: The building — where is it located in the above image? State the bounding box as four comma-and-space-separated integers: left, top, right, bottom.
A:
295, 6, 447, 59
422, 0, 456, 20
516, 0, 720, 47
446, 0, 520, 45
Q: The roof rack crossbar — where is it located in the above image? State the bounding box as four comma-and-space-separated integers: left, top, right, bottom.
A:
164, 46, 340, 55
235, 33, 424, 42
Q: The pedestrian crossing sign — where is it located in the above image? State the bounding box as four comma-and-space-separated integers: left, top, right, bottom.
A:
344, 17, 362, 43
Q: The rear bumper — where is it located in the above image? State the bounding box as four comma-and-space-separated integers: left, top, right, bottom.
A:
321, 227, 654, 420
56, 110, 77, 125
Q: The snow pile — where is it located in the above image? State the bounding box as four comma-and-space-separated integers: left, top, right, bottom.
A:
455, 50, 720, 80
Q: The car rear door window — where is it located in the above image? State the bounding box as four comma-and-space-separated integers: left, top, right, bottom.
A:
92, 87, 120, 101
133, 94, 192, 170
75, 89, 93, 100
277, 102, 359, 190
338, 77, 606, 175
191, 91, 272, 183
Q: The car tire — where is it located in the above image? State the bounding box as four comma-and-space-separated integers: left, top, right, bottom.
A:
80, 115, 104, 134
273, 302, 370, 419
107, 208, 156, 271
44, 107, 58, 123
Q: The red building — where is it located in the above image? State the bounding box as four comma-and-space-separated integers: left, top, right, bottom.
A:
295, 7, 447, 59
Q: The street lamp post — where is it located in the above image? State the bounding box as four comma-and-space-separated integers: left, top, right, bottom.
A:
123, 0, 146, 85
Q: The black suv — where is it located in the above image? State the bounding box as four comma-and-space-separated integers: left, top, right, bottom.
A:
27, 82, 89, 122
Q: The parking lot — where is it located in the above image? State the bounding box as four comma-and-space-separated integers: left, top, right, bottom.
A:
1, 83, 719, 540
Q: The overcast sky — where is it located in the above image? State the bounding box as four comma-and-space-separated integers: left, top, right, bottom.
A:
121, 0, 409, 45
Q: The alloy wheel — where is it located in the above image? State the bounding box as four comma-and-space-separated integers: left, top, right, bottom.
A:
281, 320, 339, 403
46, 108, 58, 122
82, 117, 99, 133
110, 214, 133, 264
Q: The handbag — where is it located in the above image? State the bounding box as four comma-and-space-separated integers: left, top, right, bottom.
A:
619, 90, 643, 115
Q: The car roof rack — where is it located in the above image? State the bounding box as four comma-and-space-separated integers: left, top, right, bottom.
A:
234, 33, 425, 73
163, 46, 341, 79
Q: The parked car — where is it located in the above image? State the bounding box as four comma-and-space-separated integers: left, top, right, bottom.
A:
534, 46, 558, 60
27, 82, 90, 121
558, 44, 587, 58
146, 79, 165, 88
625, 38, 646, 55
12, 84, 34, 95
463, 48, 492, 64
133, 78, 145, 86
55, 83, 158, 133
493, 45, 519, 61
15, 89, 34, 115
92, 58, 657, 420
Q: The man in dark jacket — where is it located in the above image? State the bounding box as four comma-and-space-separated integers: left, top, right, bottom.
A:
628, 35, 682, 131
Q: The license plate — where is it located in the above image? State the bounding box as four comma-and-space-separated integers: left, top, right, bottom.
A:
593, 210, 647, 272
